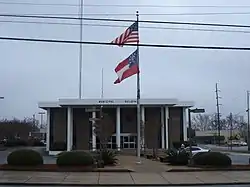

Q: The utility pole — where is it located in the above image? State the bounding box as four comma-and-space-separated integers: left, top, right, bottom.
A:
215, 83, 222, 145
229, 112, 233, 151
247, 91, 250, 151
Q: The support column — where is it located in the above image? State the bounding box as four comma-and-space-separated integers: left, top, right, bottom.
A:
161, 107, 165, 149
141, 106, 145, 150
116, 107, 121, 151
46, 108, 50, 152
67, 107, 73, 151
165, 107, 169, 149
92, 111, 96, 151
183, 108, 188, 141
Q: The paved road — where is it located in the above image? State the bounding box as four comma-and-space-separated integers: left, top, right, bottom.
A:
0, 185, 249, 187
204, 144, 249, 152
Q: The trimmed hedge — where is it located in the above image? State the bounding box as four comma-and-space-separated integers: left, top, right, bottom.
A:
56, 151, 94, 166
193, 152, 232, 167
7, 149, 43, 166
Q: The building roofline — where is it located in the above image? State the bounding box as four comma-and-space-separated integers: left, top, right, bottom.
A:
58, 98, 179, 106
38, 102, 61, 110
38, 98, 194, 109
175, 101, 195, 108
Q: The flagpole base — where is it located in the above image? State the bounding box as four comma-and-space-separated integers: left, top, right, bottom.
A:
136, 159, 142, 165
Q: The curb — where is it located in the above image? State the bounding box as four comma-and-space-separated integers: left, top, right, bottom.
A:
167, 168, 250, 172
0, 169, 134, 172
0, 182, 250, 186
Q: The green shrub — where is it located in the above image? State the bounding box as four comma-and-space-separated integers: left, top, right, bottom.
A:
56, 151, 94, 166
192, 152, 207, 160
193, 152, 232, 167
165, 148, 189, 165
7, 149, 43, 166
98, 149, 118, 166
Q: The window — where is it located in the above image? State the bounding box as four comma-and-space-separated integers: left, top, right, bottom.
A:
130, 136, 135, 142
124, 136, 129, 142
124, 143, 129, 148
192, 147, 200, 151
186, 147, 200, 151
129, 143, 135, 148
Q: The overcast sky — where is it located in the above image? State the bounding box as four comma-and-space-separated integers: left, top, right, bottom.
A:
0, 0, 250, 120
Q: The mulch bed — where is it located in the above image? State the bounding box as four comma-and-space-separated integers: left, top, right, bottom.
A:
0, 164, 132, 172
168, 164, 250, 172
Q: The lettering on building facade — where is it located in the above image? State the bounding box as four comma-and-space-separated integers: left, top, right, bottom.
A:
97, 100, 137, 104
124, 100, 137, 104
98, 100, 114, 104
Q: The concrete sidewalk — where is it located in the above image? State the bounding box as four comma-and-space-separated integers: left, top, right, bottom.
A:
0, 171, 250, 185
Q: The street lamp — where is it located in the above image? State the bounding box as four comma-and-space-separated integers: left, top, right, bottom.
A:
38, 112, 45, 128
188, 108, 205, 163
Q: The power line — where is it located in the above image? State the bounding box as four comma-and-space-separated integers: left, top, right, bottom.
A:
1, 20, 250, 34
1, 1, 250, 8
1, 14, 250, 29
0, 36, 250, 50
4, 12, 250, 16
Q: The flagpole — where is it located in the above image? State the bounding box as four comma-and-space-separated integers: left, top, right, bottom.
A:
101, 68, 104, 98
78, 0, 84, 99
136, 11, 141, 164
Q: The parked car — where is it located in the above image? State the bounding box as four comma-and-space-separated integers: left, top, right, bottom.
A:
184, 146, 211, 155
40, 140, 46, 145
239, 141, 247, 146
227, 140, 247, 146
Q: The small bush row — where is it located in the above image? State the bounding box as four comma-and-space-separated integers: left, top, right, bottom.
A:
192, 152, 232, 167
163, 148, 232, 167
6, 148, 118, 167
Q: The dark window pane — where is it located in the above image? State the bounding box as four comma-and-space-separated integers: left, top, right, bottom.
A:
124, 143, 129, 148
112, 143, 116, 149
112, 136, 116, 142
121, 137, 124, 145
130, 143, 135, 148
192, 148, 200, 151
124, 136, 129, 142
130, 136, 135, 142
108, 136, 112, 142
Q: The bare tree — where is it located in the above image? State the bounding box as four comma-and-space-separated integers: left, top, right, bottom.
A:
192, 114, 214, 131
0, 117, 39, 140
93, 112, 115, 150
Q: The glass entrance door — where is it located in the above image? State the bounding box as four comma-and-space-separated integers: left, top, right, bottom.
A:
121, 133, 137, 149
97, 133, 137, 149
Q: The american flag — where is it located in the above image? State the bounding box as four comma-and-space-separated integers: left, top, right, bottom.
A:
111, 21, 139, 46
